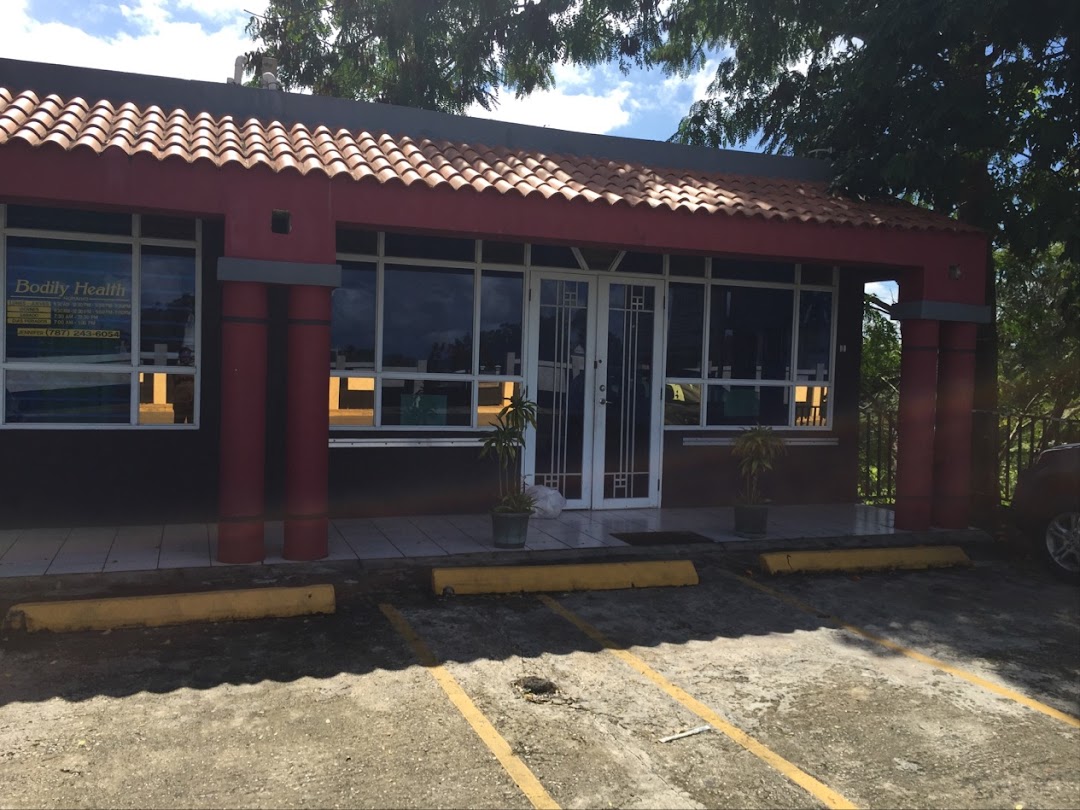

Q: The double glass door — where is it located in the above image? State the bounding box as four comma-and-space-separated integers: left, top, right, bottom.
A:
525, 272, 664, 509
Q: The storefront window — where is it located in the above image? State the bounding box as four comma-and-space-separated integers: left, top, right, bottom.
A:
663, 263, 835, 429
141, 247, 197, 366
5, 370, 130, 424
330, 263, 376, 370
5, 238, 132, 364
479, 271, 523, 375
330, 230, 836, 431
383, 264, 473, 373
709, 286, 793, 380
333, 230, 525, 430
1, 205, 200, 428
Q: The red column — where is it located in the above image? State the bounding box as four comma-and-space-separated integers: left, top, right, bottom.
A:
895, 319, 940, 531
218, 281, 268, 563
932, 322, 978, 529
283, 284, 332, 560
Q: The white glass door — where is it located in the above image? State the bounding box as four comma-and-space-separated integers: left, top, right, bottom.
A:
592, 278, 664, 508
526, 272, 663, 509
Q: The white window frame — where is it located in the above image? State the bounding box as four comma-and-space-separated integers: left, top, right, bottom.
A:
333, 233, 528, 432
662, 261, 839, 431
0, 203, 202, 430
331, 230, 840, 434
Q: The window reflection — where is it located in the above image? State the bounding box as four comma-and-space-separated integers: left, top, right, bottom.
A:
381, 379, 471, 426
797, 290, 832, 382
477, 380, 518, 427
331, 262, 377, 369
383, 264, 473, 373
138, 372, 196, 424
666, 283, 705, 377
5, 370, 130, 424
329, 376, 375, 426
709, 286, 793, 380
795, 385, 828, 426
5, 238, 133, 364
141, 247, 196, 366
479, 271, 523, 375
664, 382, 701, 426
706, 385, 788, 426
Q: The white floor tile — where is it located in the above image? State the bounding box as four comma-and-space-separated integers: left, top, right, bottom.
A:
46, 556, 107, 575
388, 536, 448, 557
349, 538, 405, 560
0, 504, 908, 577
158, 553, 213, 570
430, 536, 489, 555
2, 536, 66, 565
0, 562, 51, 577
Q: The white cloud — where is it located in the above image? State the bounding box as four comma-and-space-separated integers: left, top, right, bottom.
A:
468, 77, 633, 136
1, 0, 265, 83
3, 1, 678, 138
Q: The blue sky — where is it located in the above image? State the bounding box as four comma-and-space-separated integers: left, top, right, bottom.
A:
2, 0, 897, 302
4, 0, 710, 142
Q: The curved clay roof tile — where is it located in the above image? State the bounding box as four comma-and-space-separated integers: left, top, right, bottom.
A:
0, 85, 976, 234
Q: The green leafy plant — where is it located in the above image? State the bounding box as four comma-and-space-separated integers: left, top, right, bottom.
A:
731, 425, 786, 505
480, 391, 538, 513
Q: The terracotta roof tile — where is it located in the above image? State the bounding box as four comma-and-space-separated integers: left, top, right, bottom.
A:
0, 86, 976, 233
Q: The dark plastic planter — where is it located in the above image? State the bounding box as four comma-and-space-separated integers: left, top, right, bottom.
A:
491, 511, 531, 548
734, 504, 769, 538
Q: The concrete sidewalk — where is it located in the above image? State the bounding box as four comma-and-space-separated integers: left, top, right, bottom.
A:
0, 503, 990, 614
2, 503, 921, 578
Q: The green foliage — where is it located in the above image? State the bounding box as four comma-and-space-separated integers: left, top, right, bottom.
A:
997, 243, 1080, 419
493, 491, 538, 514
246, 0, 662, 114
479, 390, 538, 512
860, 296, 901, 412
731, 425, 786, 505
651, 0, 1078, 259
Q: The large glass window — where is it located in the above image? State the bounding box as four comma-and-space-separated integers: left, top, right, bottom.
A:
330, 230, 836, 431
6, 238, 133, 364
383, 264, 473, 373
708, 286, 793, 380
1, 205, 200, 427
332, 231, 525, 429
664, 263, 836, 429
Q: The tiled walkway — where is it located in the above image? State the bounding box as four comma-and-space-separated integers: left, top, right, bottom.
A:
0, 504, 898, 578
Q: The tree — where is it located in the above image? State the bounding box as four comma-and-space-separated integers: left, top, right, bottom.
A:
860, 295, 900, 413
653, 1, 1077, 257
997, 243, 1080, 423
645, 0, 1077, 520
245, 0, 659, 114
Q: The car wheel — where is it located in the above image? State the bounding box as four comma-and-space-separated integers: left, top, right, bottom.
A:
1042, 507, 1080, 582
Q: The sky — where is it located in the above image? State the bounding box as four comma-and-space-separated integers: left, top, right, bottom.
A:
2, 0, 711, 142
3, 0, 897, 303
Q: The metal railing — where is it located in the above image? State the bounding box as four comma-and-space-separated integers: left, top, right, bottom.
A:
858, 407, 896, 505
999, 412, 1080, 505
857, 408, 1080, 507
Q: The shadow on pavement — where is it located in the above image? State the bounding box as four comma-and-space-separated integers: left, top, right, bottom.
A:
1, 545, 1077, 717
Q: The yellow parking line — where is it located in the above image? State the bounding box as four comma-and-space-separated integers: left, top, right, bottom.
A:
379, 604, 560, 810
538, 595, 858, 810
725, 572, 1080, 730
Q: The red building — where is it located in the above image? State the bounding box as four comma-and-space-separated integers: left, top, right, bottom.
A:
0, 59, 988, 563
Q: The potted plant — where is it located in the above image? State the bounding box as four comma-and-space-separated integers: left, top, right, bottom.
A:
480, 391, 538, 548
731, 425, 787, 538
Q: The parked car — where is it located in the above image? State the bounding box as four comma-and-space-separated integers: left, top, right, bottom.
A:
1010, 443, 1080, 581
